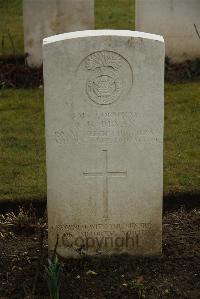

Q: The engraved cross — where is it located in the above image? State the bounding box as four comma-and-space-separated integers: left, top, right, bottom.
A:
83, 150, 127, 220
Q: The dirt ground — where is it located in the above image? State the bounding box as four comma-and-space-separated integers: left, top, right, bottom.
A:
0, 205, 199, 299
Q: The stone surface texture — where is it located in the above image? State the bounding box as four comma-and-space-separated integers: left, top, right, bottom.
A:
136, 0, 200, 63
23, 0, 94, 67
43, 30, 165, 258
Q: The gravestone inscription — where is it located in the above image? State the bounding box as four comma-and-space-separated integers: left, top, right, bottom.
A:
43, 30, 165, 258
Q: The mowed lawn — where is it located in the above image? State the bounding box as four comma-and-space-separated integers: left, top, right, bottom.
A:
0, 84, 199, 203
0, 0, 23, 57
164, 83, 200, 196
0, 0, 135, 57
0, 89, 46, 202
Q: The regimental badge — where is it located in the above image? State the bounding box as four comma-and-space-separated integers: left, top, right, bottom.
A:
80, 51, 133, 105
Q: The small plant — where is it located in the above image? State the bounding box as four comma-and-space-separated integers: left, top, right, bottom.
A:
44, 254, 62, 299
130, 277, 146, 299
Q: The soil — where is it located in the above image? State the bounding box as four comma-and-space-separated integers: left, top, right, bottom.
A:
0, 56, 43, 88
165, 58, 200, 83
0, 205, 200, 299
0, 56, 200, 88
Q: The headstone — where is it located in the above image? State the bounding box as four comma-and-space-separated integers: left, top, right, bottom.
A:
23, 0, 94, 67
136, 0, 200, 63
43, 30, 164, 258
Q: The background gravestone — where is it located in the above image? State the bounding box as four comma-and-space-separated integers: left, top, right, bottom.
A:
23, 0, 94, 67
43, 30, 165, 258
136, 0, 200, 63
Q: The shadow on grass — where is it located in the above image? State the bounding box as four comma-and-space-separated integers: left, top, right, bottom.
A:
0, 197, 47, 216
163, 191, 200, 212
1, 56, 200, 88
0, 192, 199, 215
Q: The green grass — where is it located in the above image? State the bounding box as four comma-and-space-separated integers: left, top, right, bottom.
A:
0, 88, 46, 202
0, 0, 23, 57
164, 83, 200, 195
95, 0, 135, 30
0, 0, 135, 57
0, 83, 199, 203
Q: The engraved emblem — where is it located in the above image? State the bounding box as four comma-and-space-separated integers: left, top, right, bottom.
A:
86, 68, 122, 105
79, 51, 133, 105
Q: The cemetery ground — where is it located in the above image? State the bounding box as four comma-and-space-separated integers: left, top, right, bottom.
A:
0, 80, 199, 299
0, 84, 199, 204
0, 205, 200, 298
0, 1, 200, 299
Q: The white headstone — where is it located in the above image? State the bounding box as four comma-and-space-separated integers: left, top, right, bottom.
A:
23, 0, 94, 67
136, 0, 200, 63
43, 30, 164, 258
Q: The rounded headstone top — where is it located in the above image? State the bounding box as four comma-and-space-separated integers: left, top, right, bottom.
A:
43, 29, 164, 45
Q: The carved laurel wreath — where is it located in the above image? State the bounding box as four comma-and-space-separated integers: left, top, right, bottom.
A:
85, 51, 122, 71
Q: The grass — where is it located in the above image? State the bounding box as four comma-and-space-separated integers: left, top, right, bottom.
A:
0, 0, 23, 57
0, 0, 135, 58
0, 88, 46, 202
95, 0, 135, 30
164, 83, 200, 195
0, 83, 199, 203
